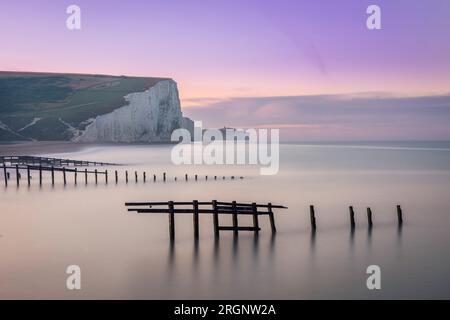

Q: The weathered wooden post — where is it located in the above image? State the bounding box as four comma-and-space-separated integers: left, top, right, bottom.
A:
63, 167, 67, 185
39, 165, 42, 186
232, 201, 238, 236
95, 169, 98, 184
367, 207, 373, 227
125, 171, 128, 183
193, 200, 199, 240
163, 172, 166, 182
74, 168, 78, 185
3, 163, 7, 187
135, 171, 138, 183
153, 174, 156, 182
310, 205, 317, 230
397, 205, 403, 225
115, 170, 118, 184
27, 165, 31, 186
105, 170, 108, 184
51, 166, 55, 185
15, 164, 19, 186
168, 201, 175, 242
349, 206, 356, 228
252, 202, 259, 235
84, 169, 88, 184
195, 174, 198, 181
212, 200, 219, 238
143, 172, 146, 183
185, 174, 188, 181
268, 203, 276, 233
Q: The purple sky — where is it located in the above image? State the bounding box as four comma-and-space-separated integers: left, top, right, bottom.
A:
1, 0, 450, 140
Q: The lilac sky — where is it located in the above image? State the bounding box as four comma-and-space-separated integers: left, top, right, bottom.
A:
1, 0, 450, 140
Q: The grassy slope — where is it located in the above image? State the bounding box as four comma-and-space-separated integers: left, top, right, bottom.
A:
0, 71, 168, 141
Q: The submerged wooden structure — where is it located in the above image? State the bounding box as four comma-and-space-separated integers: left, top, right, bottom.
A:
125, 200, 287, 241
0, 155, 119, 167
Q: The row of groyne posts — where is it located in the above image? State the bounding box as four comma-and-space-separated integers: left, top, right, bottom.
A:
309, 205, 404, 230
1, 155, 243, 187
125, 201, 405, 242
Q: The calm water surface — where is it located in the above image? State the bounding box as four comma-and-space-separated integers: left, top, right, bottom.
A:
1, 142, 450, 299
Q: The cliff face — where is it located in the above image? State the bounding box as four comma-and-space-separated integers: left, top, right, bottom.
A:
75, 79, 193, 143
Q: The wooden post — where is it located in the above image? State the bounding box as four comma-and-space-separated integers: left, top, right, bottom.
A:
63, 167, 67, 185
185, 174, 188, 181
206, 175, 208, 181
74, 168, 78, 185
15, 164, 19, 186
126, 171, 128, 183
195, 174, 198, 181
168, 201, 175, 242
349, 206, 356, 228
252, 202, 259, 235
153, 174, 156, 182
232, 201, 238, 236
135, 171, 138, 183
39, 165, 42, 186
105, 170, 108, 184
268, 203, 276, 233
310, 205, 317, 230
367, 207, 373, 226
397, 205, 403, 225
3, 163, 7, 187
27, 165, 31, 186
212, 200, 219, 238
193, 200, 199, 240
115, 170, 118, 184
85, 169, 88, 184
143, 172, 146, 183
95, 169, 98, 184
163, 172, 166, 182
51, 166, 55, 185
214, 176, 217, 180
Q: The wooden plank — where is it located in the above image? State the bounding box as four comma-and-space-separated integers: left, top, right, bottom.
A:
218, 226, 261, 231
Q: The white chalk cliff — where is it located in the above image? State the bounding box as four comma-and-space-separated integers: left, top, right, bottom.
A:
75, 79, 193, 142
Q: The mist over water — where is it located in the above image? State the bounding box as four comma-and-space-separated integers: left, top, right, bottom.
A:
1, 142, 450, 299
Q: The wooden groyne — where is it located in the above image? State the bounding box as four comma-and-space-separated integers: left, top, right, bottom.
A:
125, 200, 287, 241
0, 155, 119, 167
125, 202, 404, 241
309, 205, 404, 230
2, 162, 244, 187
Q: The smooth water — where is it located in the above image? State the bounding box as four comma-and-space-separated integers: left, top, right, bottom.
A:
1, 142, 450, 299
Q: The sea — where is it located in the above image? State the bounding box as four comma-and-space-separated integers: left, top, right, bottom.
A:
1, 141, 450, 299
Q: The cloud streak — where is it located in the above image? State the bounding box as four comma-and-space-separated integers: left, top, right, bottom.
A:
183, 93, 450, 140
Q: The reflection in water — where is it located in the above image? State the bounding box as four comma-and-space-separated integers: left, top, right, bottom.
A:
349, 226, 355, 249
310, 229, 316, 256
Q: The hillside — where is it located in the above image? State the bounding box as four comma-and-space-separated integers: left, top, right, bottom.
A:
0, 72, 171, 141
